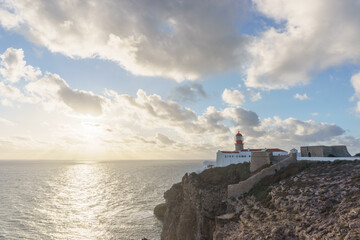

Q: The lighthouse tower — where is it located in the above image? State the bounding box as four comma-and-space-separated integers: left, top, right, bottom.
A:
234, 131, 244, 151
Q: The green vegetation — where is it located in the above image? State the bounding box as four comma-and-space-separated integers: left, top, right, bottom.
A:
354, 153, 360, 157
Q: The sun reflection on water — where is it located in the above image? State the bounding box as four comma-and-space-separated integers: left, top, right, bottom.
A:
46, 163, 110, 240
0, 160, 202, 239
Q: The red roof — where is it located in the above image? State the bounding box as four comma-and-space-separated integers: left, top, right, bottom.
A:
220, 148, 286, 154
240, 148, 286, 152
236, 131, 242, 136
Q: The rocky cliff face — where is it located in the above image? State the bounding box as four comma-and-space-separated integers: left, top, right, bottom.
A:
160, 160, 360, 240
214, 160, 360, 239
161, 163, 252, 240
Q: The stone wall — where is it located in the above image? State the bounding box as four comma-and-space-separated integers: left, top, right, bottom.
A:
271, 155, 289, 164
227, 153, 297, 199
301, 145, 351, 157
250, 152, 271, 172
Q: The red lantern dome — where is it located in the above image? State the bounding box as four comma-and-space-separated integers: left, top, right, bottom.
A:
234, 131, 244, 151
234, 131, 243, 144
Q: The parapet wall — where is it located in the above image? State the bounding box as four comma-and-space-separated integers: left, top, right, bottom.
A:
271, 155, 289, 164
301, 145, 351, 157
227, 153, 297, 199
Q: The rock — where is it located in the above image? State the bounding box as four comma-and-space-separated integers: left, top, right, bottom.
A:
160, 160, 360, 239
154, 203, 167, 219
213, 160, 360, 239
161, 162, 252, 240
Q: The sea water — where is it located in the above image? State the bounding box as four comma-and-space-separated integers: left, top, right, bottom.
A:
0, 160, 202, 240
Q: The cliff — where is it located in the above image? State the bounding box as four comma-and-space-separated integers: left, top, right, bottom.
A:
160, 160, 360, 240
161, 162, 252, 240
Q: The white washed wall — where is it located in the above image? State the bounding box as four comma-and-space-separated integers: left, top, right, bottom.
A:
298, 157, 360, 161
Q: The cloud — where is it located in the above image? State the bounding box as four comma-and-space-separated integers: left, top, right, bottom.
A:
0, 47, 105, 116
156, 133, 175, 145
294, 93, 309, 101
169, 83, 207, 102
0, 48, 41, 82
26, 73, 105, 116
0, 0, 249, 81
128, 89, 197, 122
0, 117, 15, 126
223, 107, 260, 127
0, 82, 33, 104
246, 0, 360, 90
244, 116, 346, 151
222, 88, 245, 106
248, 89, 262, 101
105, 88, 347, 154
350, 72, 360, 113
109, 89, 230, 135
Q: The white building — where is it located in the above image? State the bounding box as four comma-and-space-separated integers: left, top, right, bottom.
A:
215, 131, 288, 167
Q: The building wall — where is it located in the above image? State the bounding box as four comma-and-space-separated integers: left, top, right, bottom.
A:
227, 153, 297, 199
250, 152, 271, 172
216, 150, 288, 168
216, 151, 251, 167
301, 146, 351, 157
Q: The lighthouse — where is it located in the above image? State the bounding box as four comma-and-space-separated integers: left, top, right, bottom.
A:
234, 131, 244, 151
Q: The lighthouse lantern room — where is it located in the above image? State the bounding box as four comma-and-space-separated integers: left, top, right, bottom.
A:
234, 131, 244, 151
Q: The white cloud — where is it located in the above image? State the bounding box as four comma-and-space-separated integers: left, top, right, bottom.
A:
0, 82, 27, 102
246, 0, 360, 90
294, 93, 309, 101
1, 99, 12, 107
25, 73, 105, 116
350, 72, 360, 113
0, 48, 105, 116
311, 112, 319, 116
248, 89, 262, 101
0, 117, 14, 126
0, 48, 41, 82
351, 72, 360, 97
222, 88, 245, 106
245, 116, 346, 151
0, 0, 249, 81
356, 102, 360, 113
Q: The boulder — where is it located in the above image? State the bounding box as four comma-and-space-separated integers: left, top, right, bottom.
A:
154, 203, 167, 219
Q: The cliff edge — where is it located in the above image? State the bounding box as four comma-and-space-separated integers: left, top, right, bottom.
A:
160, 160, 360, 240
161, 162, 252, 240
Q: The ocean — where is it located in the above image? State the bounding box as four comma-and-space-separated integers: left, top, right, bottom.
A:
0, 160, 203, 240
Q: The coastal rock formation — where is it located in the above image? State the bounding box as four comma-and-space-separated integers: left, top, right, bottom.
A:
161, 163, 252, 240
215, 160, 360, 239
154, 203, 167, 219
160, 160, 360, 240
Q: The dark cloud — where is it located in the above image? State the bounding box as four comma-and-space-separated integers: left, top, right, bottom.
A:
224, 107, 260, 127
156, 133, 175, 145
58, 87, 104, 116
169, 83, 207, 102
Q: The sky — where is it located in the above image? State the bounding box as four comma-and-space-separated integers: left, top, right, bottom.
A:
0, 0, 360, 160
